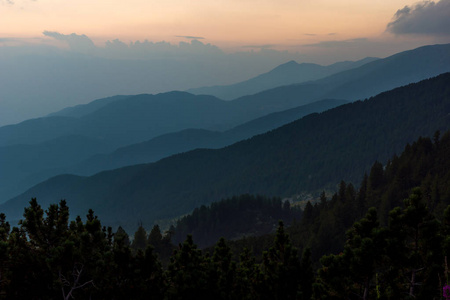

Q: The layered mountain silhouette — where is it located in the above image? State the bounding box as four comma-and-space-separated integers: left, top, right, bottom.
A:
46, 95, 130, 118
231, 43, 450, 113
3, 44, 448, 148
0, 99, 346, 202
2, 43, 449, 148
1, 43, 449, 207
187, 57, 379, 100
2, 72, 449, 232
63, 99, 348, 175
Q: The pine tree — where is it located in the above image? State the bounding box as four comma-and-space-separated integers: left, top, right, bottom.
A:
210, 237, 236, 299
258, 221, 301, 300
385, 188, 442, 299
148, 224, 163, 250
299, 248, 314, 300
114, 226, 130, 248
131, 224, 148, 251
235, 247, 258, 299
167, 235, 211, 299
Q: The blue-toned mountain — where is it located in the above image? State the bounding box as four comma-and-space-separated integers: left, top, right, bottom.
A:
0, 99, 346, 202
2, 72, 449, 231
187, 57, 378, 100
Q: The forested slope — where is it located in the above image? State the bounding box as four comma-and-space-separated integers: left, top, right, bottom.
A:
2, 131, 450, 299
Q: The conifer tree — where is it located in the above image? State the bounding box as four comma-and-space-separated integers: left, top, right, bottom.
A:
114, 226, 130, 248
299, 247, 314, 300
131, 224, 148, 251
167, 235, 210, 299
235, 247, 258, 299
148, 224, 163, 249
385, 188, 442, 299
259, 221, 301, 300
210, 237, 236, 299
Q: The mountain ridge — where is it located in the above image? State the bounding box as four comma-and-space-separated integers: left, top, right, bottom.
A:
2, 72, 449, 231
187, 57, 379, 100
0, 99, 346, 202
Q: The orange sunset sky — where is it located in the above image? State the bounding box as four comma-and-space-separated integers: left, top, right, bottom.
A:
1, 0, 449, 62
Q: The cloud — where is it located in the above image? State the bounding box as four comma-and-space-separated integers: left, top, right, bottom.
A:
41, 31, 223, 59
176, 36, 205, 40
101, 38, 224, 59
43, 31, 96, 53
303, 38, 368, 48
2, 0, 38, 6
304, 33, 316, 36
386, 0, 450, 36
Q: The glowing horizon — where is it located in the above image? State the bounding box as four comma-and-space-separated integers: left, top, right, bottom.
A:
1, 0, 449, 58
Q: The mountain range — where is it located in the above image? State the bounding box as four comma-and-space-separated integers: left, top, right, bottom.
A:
2, 72, 449, 232
1, 43, 450, 225
0, 99, 346, 202
187, 57, 379, 100
3, 44, 449, 148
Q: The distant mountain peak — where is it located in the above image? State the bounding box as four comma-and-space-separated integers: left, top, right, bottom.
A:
186, 56, 380, 100
281, 60, 298, 66
270, 60, 317, 72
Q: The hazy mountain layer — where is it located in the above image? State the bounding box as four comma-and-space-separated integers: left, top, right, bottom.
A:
0, 43, 306, 127
46, 95, 130, 118
2, 72, 449, 231
0, 99, 346, 203
187, 57, 379, 100
231, 43, 450, 113
0, 92, 232, 148
1, 44, 448, 149
1, 43, 449, 206
65, 99, 348, 175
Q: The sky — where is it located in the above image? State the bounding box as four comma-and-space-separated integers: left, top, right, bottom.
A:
1, 0, 449, 60
0, 0, 449, 125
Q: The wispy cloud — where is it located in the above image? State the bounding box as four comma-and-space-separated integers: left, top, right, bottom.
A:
2, 0, 37, 5
303, 38, 368, 48
176, 36, 205, 40
386, 0, 450, 36
42, 31, 228, 59
304, 33, 316, 36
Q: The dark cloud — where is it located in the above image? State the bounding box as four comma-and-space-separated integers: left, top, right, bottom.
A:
303, 38, 368, 48
43, 31, 96, 53
328, 33, 337, 36
304, 33, 316, 36
176, 36, 205, 40
387, 0, 450, 36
